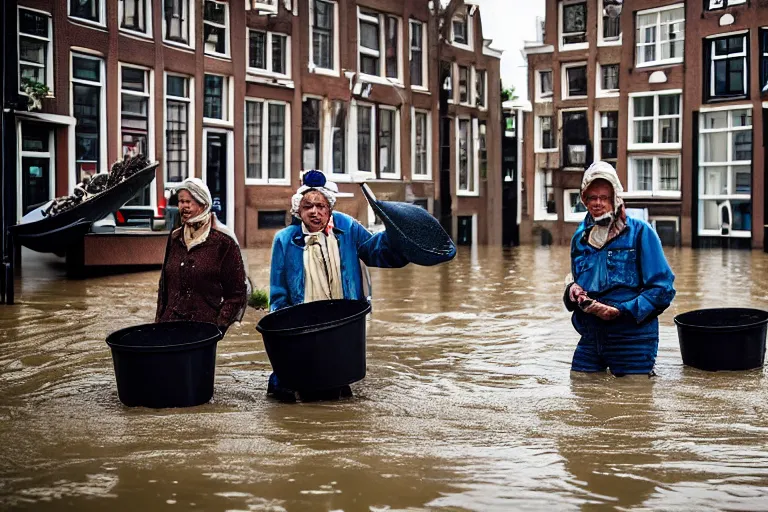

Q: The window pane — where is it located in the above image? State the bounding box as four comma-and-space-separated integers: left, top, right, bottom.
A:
121, 0, 145, 31
633, 159, 652, 191
268, 104, 285, 179
204, 0, 225, 24
332, 101, 346, 174
121, 68, 145, 92
733, 166, 751, 194
313, 1, 333, 69
249, 31, 266, 69
414, 112, 427, 175
659, 158, 679, 191
731, 109, 752, 127
19, 9, 49, 37
410, 21, 423, 86
703, 167, 727, 195
167, 76, 187, 98
357, 106, 372, 173
732, 130, 752, 161
272, 34, 286, 74
379, 109, 395, 175
702, 132, 727, 162
166, 100, 188, 182
476, 71, 486, 107
302, 99, 320, 171
361, 55, 378, 76
73, 56, 100, 81
540, 71, 553, 93
659, 95, 679, 115
563, 3, 586, 38
459, 66, 469, 102
19, 38, 45, 65
567, 66, 587, 96
246, 102, 262, 179
203, 75, 223, 119
702, 111, 727, 129
731, 200, 752, 231
73, 83, 100, 176
386, 17, 398, 78
360, 20, 379, 50
70, 0, 99, 22
659, 118, 679, 143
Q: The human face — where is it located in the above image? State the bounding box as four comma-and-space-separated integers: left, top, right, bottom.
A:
177, 190, 204, 223
583, 179, 614, 219
299, 190, 331, 232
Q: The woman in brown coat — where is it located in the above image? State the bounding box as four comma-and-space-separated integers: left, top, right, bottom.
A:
155, 178, 248, 334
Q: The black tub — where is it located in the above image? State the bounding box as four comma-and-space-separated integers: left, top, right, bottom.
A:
675, 308, 768, 371
256, 299, 371, 391
106, 321, 223, 408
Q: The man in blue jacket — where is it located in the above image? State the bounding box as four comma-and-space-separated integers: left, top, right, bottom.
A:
267, 170, 407, 399
564, 161, 676, 376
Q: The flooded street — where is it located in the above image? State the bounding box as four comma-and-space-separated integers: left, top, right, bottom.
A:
2, 245, 768, 511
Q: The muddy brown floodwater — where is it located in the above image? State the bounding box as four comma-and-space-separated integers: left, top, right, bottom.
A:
2, 245, 768, 511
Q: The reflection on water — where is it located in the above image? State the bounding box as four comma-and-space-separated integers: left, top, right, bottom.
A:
2, 246, 768, 510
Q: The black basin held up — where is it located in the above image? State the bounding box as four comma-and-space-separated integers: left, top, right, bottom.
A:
675, 308, 768, 371
106, 321, 223, 408
256, 299, 371, 391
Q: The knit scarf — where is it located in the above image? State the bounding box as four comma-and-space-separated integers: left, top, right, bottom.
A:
302, 217, 343, 303
183, 211, 213, 251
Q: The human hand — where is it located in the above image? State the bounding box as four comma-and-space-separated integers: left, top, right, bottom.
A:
568, 283, 586, 303
583, 301, 620, 321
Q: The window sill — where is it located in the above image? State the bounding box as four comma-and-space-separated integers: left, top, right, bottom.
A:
704, 95, 749, 104
411, 86, 431, 95
698, 230, 751, 238
457, 190, 480, 197
596, 90, 619, 98
359, 74, 404, 88
562, 94, 588, 101
450, 42, 473, 51
119, 28, 153, 41
563, 166, 586, 171
598, 39, 622, 47
411, 174, 432, 181
534, 214, 558, 222
535, 96, 553, 103
246, 73, 294, 88
623, 192, 681, 199
376, 174, 402, 181
245, 179, 291, 186
635, 60, 683, 70
205, 52, 232, 62
559, 42, 588, 52
163, 40, 195, 52
627, 144, 681, 151
203, 118, 234, 128
535, 148, 559, 153
309, 66, 339, 77
68, 17, 107, 31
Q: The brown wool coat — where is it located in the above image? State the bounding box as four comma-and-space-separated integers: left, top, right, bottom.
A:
155, 229, 247, 330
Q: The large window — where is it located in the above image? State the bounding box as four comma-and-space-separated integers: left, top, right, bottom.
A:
537, 70, 553, 101
706, 33, 748, 101
18, 8, 52, 92
560, 1, 586, 50
458, 65, 469, 104
451, 10, 469, 47
249, 30, 289, 76
121, 66, 151, 206
475, 69, 486, 108
564, 189, 587, 222
598, 111, 618, 168
203, 0, 228, 57
628, 156, 680, 196
534, 170, 557, 220
72, 54, 104, 181
203, 74, 229, 122
636, 5, 684, 67
598, 63, 619, 95
69, 0, 102, 24
246, 100, 289, 183
536, 116, 556, 151
165, 74, 191, 184
409, 20, 426, 88
699, 109, 752, 236
358, 9, 400, 80
562, 110, 588, 168
413, 110, 430, 179
457, 119, 477, 195
311, 0, 335, 72
629, 92, 681, 149
302, 98, 321, 170
164, 0, 190, 46
120, 0, 150, 35
562, 62, 587, 99
600, 0, 622, 44
355, 104, 399, 178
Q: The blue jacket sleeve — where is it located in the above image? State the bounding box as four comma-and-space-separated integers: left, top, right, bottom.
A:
269, 235, 289, 312
616, 224, 676, 323
351, 221, 409, 269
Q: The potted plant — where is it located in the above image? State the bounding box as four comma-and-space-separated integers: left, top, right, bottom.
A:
20, 77, 51, 111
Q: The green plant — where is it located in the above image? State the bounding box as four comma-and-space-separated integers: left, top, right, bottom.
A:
248, 288, 269, 310
501, 86, 518, 103
21, 77, 51, 111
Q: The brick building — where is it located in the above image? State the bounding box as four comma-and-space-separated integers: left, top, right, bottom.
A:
1, 0, 502, 251
522, 0, 768, 250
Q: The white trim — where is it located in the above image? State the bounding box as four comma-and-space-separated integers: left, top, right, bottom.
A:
456, 117, 479, 196
67, 0, 106, 28
161, 0, 195, 50
163, 72, 194, 187
357, 8, 403, 83
628, 90, 683, 151
700, 102, 754, 113
17, 7, 54, 95
247, 29, 292, 79
203, 0, 230, 59
457, 63, 471, 106
450, 8, 473, 50
597, 0, 622, 47
308, 0, 339, 76
350, 101, 376, 180
626, 154, 681, 198
707, 32, 748, 99
202, 128, 235, 232
594, 110, 619, 164
535, 115, 557, 153
473, 67, 488, 110
244, 98, 291, 186
635, 3, 685, 68
248, 0, 279, 13
535, 69, 553, 103
411, 108, 432, 181
377, 105, 401, 180
16, 122, 56, 221
409, 19, 428, 90
561, 61, 588, 101
559, 0, 588, 52
69, 51, 106, 191
118, 0, 153, 39
564, 189, 587, 222
596, 63, 619, 98
534, 169, 558, 221
202, 73, 233, 125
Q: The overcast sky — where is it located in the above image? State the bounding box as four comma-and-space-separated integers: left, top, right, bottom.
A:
473, 0, 545, 101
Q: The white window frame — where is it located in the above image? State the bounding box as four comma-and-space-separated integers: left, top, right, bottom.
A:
628, 90, 683, 151
534, 169, 557, 221
535, 115, 557, 153
309, 0, 340, 77
164, 72, 195, 187
248, 0, 278, 14
535, 69, 553, 102
67, 0, 106, 28
594, 110, 619, 164
119, 63, 156, 209
450, 9, 472, 50
626, 155, 681, 198
69, 50, 107, 191
351, 101, 376, 179
411, 108, 432, 181
560, 108, 589, 170
244, 98, 291, 186
698, 105, 752, 201
559, 0, 588, 52
203, 0, 230, 58
707, 0, 747, 10
118, 0, 153, 39
457, 63, 471, 106
564, 189, 587, 222
247, 30, 292, 79
409, 19, 428, 91
456, 117, 479, 197
17, 7, 54, 95
201, 127, 235, 231
377, 105, 400, 179
357, 8, 403, 84
598, 0, 622, 47
324, 99, 349, 178
635, 4, 685, 68
707, 31, 748, 100
472, 67, 487, 110
162, 0, 195, 50
596, 63, 619, 97
202, 74, 233, 126
561, 61, 588, 100
16, 123, 56, 221
650, 216, 680, 242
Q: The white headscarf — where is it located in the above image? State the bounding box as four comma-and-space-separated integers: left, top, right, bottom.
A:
580, 161, 627, 249
175, 177, 240, 248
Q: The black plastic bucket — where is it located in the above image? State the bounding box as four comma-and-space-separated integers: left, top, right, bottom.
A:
256, 299, 371, 391
675, 308, 768, 371
105, 321, 223, 408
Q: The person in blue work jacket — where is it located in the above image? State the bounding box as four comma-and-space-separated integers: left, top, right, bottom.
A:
267, 170, 408, 399
564, 161, 676, 376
